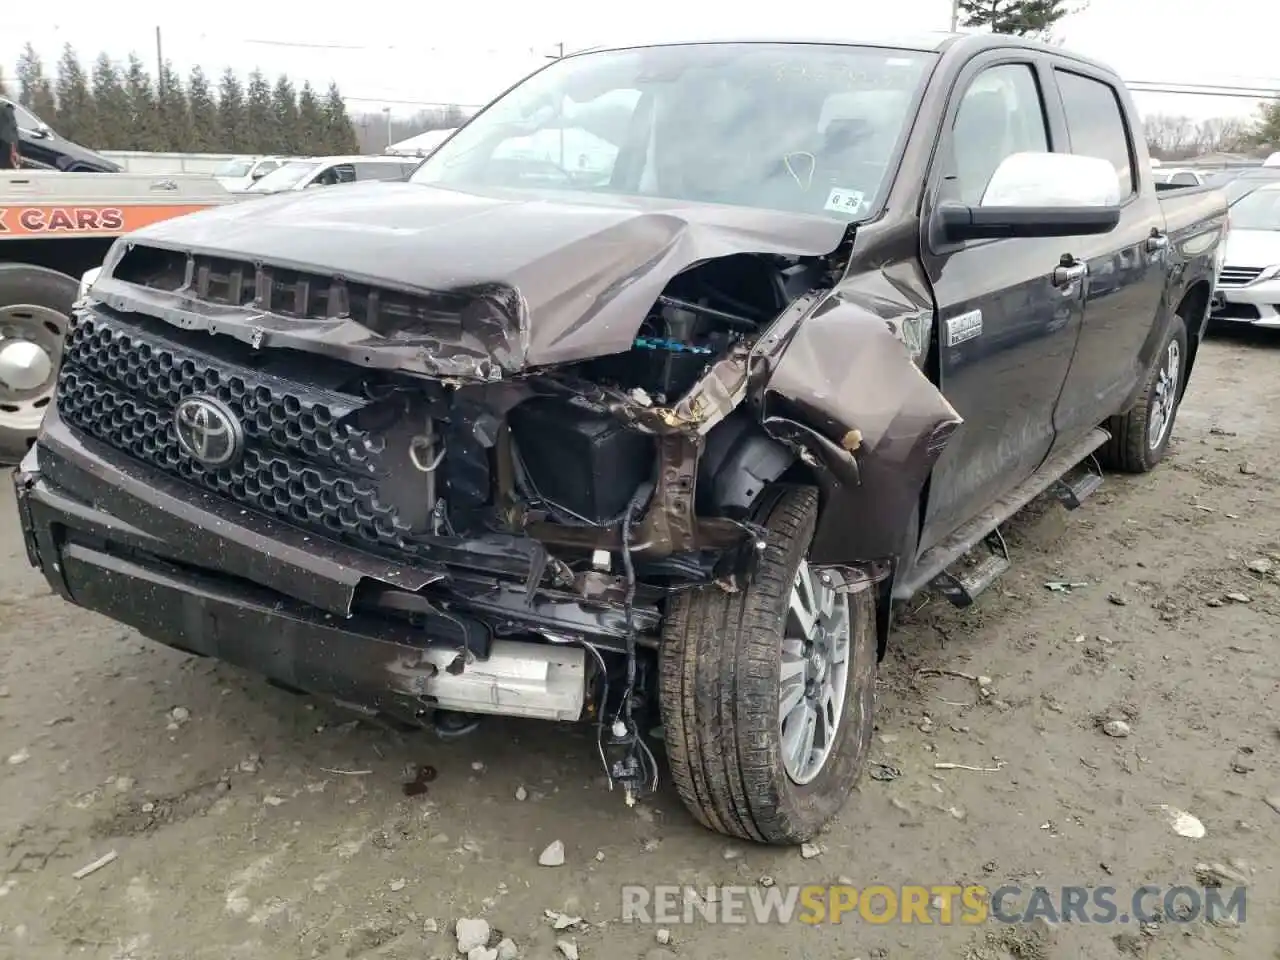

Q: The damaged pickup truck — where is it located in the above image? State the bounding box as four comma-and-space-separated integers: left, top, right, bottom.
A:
13, 34, 1227, 844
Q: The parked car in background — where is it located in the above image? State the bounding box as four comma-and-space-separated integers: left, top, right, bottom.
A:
1152, 167, 1212, 187
245, 155, 419, 194
1, 97, 121, 172
214, 156, 292, 192
1211, 181, 1280, 328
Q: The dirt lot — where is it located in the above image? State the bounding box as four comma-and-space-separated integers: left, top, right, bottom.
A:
0, 331, 1277, 960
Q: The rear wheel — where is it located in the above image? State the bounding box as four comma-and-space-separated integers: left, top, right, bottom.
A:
0, 264, 77, 464
659, 486, 877, 844
1099, 314, 1187, 474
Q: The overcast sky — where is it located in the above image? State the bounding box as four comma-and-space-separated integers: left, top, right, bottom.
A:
4, 0, 1277, 123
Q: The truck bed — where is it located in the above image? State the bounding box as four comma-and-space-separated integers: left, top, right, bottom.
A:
1157, 182, 1229, 243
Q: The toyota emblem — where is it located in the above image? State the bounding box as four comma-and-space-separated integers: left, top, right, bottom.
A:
174, 395, 244, 467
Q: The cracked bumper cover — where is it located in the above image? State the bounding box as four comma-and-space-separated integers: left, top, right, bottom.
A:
14, 410, 639, 718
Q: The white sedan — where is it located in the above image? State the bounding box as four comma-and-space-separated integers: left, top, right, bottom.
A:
1212, 182, 1280, 328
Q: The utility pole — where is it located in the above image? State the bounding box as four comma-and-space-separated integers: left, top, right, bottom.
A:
155, 26, 163, 85
382, 106, 392, 152
546, 43, 566, 167
950, 0, 960, 31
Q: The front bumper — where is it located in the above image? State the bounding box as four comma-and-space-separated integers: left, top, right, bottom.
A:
1211, 276, 1280, 328
12, 410, 617, 721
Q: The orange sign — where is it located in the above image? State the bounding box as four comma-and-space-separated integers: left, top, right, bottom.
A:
0, 203, 217, 238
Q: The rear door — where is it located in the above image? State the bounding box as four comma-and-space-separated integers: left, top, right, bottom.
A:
917, 51, 1086, 553
1046, 66, 1167, 443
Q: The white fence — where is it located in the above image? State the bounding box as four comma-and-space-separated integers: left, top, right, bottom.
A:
99, 151, 255, 175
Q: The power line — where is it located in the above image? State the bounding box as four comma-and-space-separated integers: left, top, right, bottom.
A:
1127, 85, 1277, 101
343, 95, 486, 110
241, 37, 552, 57
1128, 80, 1279, 94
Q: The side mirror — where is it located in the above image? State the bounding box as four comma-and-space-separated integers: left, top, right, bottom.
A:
937, 152, 1122, 243
29, 123, 52, 140
249, 168, 268, 180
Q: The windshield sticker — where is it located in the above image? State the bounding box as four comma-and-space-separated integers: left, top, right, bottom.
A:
824, 187, 865, 214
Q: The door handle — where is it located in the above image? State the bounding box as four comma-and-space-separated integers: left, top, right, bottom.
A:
1052, 262, 1087, 287
1146, 231, 1169, 253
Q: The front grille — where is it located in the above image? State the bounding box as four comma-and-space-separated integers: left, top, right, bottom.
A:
1217, 266, 1264, 287
57, 308, 429, 558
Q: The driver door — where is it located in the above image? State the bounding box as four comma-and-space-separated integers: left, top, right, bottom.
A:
917, 56, 1084, 554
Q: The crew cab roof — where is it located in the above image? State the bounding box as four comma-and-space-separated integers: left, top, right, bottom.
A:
571, 32, 1122, 78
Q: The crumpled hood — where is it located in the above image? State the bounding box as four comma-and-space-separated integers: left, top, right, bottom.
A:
100, 181, 850, 375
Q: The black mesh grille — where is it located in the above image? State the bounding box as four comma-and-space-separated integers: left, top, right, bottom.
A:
56, 308, 422, 553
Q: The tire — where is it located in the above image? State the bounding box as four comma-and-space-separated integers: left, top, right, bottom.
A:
0, 264, 78, 465
659, 485, 878, 844
1099, 314, 1187, 474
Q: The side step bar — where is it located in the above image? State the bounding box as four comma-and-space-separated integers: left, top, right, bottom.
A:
1052, 455, 1105, 510
895, 427, 1111, 605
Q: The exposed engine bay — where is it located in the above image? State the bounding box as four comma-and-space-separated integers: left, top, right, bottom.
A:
419, 254, 825, 795
65, 244, 845, 802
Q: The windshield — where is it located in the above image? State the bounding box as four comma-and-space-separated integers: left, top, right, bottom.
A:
10, 102, 44, 132
1229, 187, 1280, 231
249, 160, 319, 193
1225, 172, 1280, 206
215, 159, 255, 178
411, 43, 935, 220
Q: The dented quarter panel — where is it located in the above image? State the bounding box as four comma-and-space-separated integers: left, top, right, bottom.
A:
93, 182, 851, 378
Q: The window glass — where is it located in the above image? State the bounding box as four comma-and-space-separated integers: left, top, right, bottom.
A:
1228, 187, 1280, 231
248, 160, 318, 192
951, 64, 1049, 205
1055, 69, 1135, 197
354, 161, 408, 181
411, 43, 936, 220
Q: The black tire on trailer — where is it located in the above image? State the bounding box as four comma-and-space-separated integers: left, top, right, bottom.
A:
1099, 313, 1188, 474
659, 485, 878, 844
0, 263, 78, 465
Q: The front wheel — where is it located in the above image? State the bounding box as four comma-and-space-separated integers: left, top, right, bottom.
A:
658, 486, 877, 844
1099, 314, 1188, 474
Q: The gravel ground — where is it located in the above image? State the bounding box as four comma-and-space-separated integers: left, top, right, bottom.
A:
0, 331, 1277, 960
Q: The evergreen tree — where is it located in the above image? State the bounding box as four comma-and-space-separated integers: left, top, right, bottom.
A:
16, 43, 58, 120
322, 82, 359, 154
0, 65, 11, 100
122, 54, 160, 150
244, 69, 273, 153
957, 0, 1074, 37
296, 82, 326, 152
1251, 101, 1280, 150
216, 68, 246, 152
54, 44, 99, 146
91, 54, 130, 151
155, 59, 193, 151
271, 75, 300, 153
187, 66, 218, 151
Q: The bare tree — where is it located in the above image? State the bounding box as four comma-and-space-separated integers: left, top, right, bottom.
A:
1143, 114, 1195, 159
